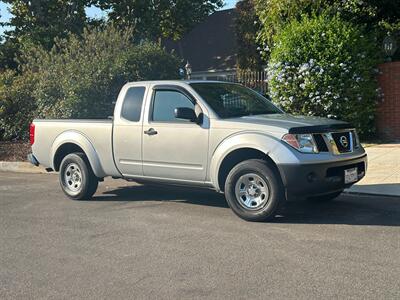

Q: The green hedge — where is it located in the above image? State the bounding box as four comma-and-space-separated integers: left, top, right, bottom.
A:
0, 70, 36, 140
0, 25, 181, 140
267, 14, 381, 136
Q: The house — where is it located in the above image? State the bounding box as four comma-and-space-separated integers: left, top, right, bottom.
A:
163, 9, 238, 81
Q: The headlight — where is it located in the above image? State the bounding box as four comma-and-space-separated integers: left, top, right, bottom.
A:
282, 133, 318, 153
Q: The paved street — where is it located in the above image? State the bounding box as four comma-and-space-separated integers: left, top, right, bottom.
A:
1, 172, 399, 299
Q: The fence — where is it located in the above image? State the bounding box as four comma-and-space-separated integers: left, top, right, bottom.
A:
224, 70, 268, 95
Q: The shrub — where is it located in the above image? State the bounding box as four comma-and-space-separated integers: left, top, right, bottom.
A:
19, 25, 181, 119
255, 0, 326, 57
0, 70, 36, 140
0, 25, 181, 140
267, 14, 380, 136
255, 0, 400, 60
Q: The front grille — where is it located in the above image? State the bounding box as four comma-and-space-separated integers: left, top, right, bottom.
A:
312, 130, 356, 154
313, 134, 329, 152
331, 131, 352, 153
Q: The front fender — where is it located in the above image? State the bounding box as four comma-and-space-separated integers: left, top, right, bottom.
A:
50, 130, 106, 178
209, 131, 299, 190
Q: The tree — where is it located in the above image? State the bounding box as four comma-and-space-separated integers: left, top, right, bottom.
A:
337, 0, 400, 33
0, 0, 92, 71
235, 0, 263, 70
0, 38, 19, 70
2, 0, 89, 49
21, 25, 180, 119
1, 25, 181, 140
94, 0, 224, 41
254, 0, 327, 55
255, 0, 400, 59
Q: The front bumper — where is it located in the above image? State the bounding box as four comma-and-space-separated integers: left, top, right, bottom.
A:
27, 153, 39, 166
278, 154, 367, 199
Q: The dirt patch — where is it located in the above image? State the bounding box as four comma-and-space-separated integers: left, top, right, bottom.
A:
0, 141, 31, 161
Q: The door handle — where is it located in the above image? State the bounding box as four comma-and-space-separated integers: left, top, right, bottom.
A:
144, 128, 158, 136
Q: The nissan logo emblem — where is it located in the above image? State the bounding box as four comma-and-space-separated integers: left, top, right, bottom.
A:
340, 136, 349, 148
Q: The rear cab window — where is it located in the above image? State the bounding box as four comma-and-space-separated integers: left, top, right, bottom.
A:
121, 86, 146, 122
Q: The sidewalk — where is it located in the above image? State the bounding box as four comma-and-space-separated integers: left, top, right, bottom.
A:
347, 144, 400, 197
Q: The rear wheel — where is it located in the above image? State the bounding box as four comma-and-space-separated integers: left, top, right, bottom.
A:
224, 159, 285, 222
59, 153, 98, 200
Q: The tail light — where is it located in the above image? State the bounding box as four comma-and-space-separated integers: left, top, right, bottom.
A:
29, 123, 35, 145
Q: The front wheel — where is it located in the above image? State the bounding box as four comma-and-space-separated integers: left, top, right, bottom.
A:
224, 159, 285, 222
59, 153, 98, 200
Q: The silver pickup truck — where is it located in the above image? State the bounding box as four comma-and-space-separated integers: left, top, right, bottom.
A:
29, 80, 367, 221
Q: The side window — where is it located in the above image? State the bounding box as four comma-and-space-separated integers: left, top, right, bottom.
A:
152, 90, 194, 122
121, 87, 146, 122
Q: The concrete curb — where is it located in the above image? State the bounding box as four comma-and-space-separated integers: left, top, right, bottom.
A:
343, 190, 400, 198
0, 161, 48, 174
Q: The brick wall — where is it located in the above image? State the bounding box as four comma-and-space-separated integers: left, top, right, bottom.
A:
377, 62, 400, 141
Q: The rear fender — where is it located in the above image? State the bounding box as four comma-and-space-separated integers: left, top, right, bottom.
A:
51, 130, 106, 178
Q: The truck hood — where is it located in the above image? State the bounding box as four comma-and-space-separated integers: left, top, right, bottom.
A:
219, 113, 351, 133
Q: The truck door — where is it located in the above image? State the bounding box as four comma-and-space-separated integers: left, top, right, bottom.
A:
142, 85, 209, 182
113, 84, 147, 176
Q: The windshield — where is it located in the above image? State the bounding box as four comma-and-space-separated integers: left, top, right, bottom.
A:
190, 82, 283, 118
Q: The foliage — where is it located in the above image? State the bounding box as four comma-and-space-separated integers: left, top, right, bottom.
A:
0, 25, 181, 140
235, 0, 263, 70
0, 38, 19, 70
21, 25, 181, 119
0, 0, 91, 71
267, 14, 380, 136
93, 0, 224, 41
254, 0, 400, 59
337, 0, 400, 33
254, 0, 326, 57
0, 70, 36, 140
2, 0, 89, 49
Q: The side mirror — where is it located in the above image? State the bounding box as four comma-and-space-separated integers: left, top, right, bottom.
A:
174, 107, 197, 122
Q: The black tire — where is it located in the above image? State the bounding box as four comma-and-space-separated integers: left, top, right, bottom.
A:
224, 159, 285, 222
59, 153, 98, 200
307, 190, 343, 202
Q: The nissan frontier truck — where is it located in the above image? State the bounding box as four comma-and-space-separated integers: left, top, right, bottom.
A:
28, 81, 367, 221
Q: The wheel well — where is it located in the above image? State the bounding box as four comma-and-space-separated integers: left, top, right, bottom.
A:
217, 148, 279, 192
53, 143, 85, 171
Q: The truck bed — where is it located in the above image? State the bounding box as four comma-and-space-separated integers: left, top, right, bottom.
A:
31, 119, 120, 177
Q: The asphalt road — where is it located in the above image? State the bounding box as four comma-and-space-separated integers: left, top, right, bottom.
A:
1, 172, 400, 299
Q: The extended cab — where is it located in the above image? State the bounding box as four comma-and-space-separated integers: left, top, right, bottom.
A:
29, 81, 367, 221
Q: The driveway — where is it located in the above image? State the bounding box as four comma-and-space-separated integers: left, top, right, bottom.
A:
1, 172, 399, 299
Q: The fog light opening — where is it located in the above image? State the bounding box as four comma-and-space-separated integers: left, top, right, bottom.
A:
307, 172, 317, 183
